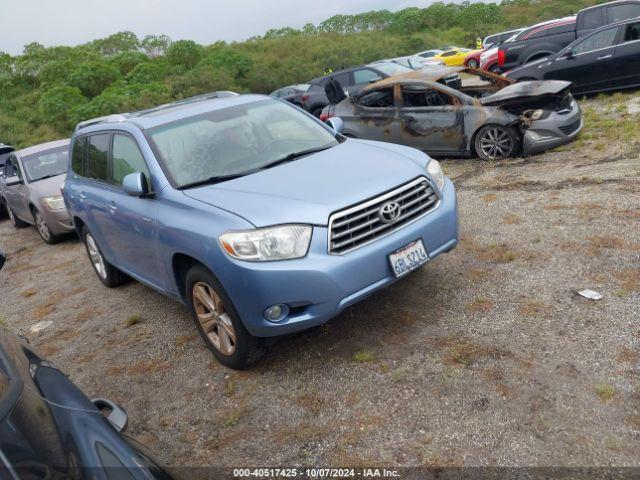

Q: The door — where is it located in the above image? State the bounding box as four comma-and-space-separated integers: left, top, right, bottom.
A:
398, 85, 466, 155
3, 156, 30, 221
550, 26, 621, 93
610, 21, 640, 89
105, 133, 163, 286
350, 87, 400, 143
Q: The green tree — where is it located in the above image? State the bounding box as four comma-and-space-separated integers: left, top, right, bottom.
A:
69, 61, 121, 97
110, 51, 149, 75
141, 34, 172, 57
126, 61, 169, 84
91, 31, 140, 56
166, 40, 203, 69
39, 85, 88, 127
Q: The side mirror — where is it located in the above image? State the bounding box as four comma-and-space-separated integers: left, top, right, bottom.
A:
91, 398, 128, 432
566, 50, 575, 60
5, 176, 21, 186
122, 172, 149, 197
326, 117, 344, 134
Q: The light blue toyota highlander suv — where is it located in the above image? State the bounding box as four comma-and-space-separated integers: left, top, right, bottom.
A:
63, 92, 459, 369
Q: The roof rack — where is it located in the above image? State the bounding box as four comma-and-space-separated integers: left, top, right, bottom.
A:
74, 114, 128, 131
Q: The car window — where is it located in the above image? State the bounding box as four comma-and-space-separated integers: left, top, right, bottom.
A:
579, 9, 604, 30
356, 88, 394, 108
85, 134, 110, 182
441, 51, 456, 57
331, 72, 352, 86
572, 27, 619, 54
623, 22, 640, 42
21, 146, 68, 183
353, 69, 382, 84
71, 137, 86, 175
4, 156, 22, 180
148, 98, 338, 188
111, 134, 151, 188
608, 4, 640, 23
403, 86, 454, 107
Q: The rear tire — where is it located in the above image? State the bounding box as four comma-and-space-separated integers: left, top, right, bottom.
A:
185, 265, 266, 369
82, 226, 127, 288
32, 209, 60, 245
474, 125, 521, 161
489, 65, 501, 74
7, 206, 28, 228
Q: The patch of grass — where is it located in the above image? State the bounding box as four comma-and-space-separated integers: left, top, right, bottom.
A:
518, 299, 552, 318
480, 193, 498, 203
595, 383, 616, 403
436, 337, 512, 369
125, 314, 142, 327
224, 378, 236, 397
352, 350, 376, 363
587, 235, 624, 250
503, 213, 522, 225
461, 238, 518, 264
223, 408, 244, 428
127, 359, 170, 375
0, 317, 6, 328
613, 269, 639, 294
20, 289, 37, 298
616, 347, 639, 364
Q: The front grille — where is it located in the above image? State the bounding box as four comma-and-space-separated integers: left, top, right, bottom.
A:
559, 119, 581, 136
328, 177, 438, 255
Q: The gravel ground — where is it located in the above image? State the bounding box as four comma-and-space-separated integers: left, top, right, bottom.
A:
0, 94, 639, 468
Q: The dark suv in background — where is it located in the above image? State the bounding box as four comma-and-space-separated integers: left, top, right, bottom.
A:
300, 62, 412, 117
499, 0, 640, 70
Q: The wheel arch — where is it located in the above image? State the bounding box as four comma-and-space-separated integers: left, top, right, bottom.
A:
172, 253, 212, 301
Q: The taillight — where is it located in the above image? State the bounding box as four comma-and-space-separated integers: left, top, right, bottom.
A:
320, 112, 328, 121
498, 49, 505, 66
301, 94, 310, 103
320, 106, 334, 122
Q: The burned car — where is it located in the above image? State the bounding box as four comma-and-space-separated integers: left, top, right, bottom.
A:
322, 68, 582, 161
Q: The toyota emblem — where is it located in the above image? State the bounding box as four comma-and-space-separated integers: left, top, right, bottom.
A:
378, 201, 401, 224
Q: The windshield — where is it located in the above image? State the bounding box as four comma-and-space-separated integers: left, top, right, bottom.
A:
21, 146, 68, 182
147, 98, 339, 188
372, 62, 412, 76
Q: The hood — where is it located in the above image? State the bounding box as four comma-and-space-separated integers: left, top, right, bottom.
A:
183, 140, 429, 227
28, 173, 67, 197
480, 80, 572, 107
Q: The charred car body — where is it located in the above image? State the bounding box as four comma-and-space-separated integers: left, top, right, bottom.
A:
323, 68, 583, 161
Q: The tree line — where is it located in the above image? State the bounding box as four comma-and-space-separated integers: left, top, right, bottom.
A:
0, 0, 605, 148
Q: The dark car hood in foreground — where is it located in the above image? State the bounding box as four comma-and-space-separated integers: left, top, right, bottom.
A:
184, 140, 429, 227
480, 80, 572, 106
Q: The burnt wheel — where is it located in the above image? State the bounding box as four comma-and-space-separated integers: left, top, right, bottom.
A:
474, 125, 521, 161
186, 265, 266, 369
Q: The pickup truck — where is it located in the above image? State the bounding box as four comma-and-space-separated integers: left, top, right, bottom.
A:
499, 0, 640, 70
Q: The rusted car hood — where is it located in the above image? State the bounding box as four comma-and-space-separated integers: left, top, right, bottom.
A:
480, 80, 572, 106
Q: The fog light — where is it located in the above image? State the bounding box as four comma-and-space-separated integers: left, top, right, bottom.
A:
264, 304, 289, 323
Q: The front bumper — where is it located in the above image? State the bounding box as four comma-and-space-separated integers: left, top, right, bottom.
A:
41, 207, 74, 235
523, 100, 583, 155
215, 178, 459, 337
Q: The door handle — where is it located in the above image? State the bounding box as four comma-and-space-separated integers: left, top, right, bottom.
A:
107, 201, 117, 213
78, 192, 87, 200
597, 54, 612, 60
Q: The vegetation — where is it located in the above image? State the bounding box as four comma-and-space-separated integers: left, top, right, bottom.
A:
0, 0, 607, 148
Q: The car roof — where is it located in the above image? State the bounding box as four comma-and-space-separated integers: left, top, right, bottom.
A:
15, 139, 70, 158
580, 0, 640, 13
74, 92, 271, 132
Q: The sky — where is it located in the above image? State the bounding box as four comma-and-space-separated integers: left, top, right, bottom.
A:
1, 0, 443, 55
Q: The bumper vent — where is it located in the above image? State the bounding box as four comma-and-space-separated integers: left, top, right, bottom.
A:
328, 177, 439, 255
559, 119, 581, 136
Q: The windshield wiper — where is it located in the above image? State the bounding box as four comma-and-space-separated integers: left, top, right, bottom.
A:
259, 144, 334, 170
179, 145, 335, 190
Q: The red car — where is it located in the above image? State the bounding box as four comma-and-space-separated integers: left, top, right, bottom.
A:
464, 49, 484, 68
479, 47, 500, 72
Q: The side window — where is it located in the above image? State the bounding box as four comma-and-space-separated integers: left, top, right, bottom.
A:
111, 134, 151, 188
572, 27, 619, 54
403, 87, 454, 108
608, 4, 640, 23
85, 134, 110, 182
6, 156, 22, 179
623, 22, 640, 42
332, 72, 352, 87
441, 51, 455, 57
579, 9, 604, 30
71, 137, 86, 175
353, 69, 382, 85
356, 88, 394, 108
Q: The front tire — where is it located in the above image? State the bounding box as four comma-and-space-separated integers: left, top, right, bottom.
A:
33, 209, 60, 245
82, 226, 127, 288
7, 206, 28, 228
467, 59, 479, 68
186, 265, 266, 369
474, 125, 521, 161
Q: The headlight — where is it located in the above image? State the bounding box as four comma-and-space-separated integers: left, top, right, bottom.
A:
41, 195, 66, 211
526, 109, 546, 120
219, 225, 312, 262
426, 159, 445, 191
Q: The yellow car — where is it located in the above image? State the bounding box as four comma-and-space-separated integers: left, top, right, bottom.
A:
434, 48, 475, 67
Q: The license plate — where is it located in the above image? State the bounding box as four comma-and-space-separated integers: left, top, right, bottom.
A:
389, 239, 429, 278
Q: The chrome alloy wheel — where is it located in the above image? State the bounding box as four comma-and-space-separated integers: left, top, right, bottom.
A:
192, 282, 237, 356
34, 211, 50, 241
479, 127, 514, 160
85, 233, 107, 280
